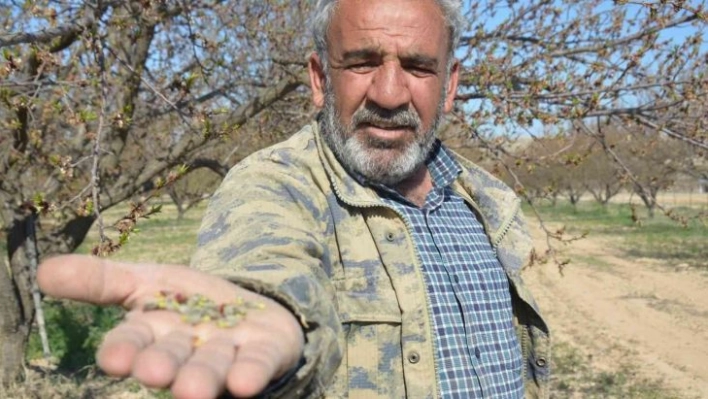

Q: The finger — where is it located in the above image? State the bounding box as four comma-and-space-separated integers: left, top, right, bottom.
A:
37, 255, 138, 305
225, 339, 283, 398
97, 319, 154, 376
132, 329, 195, 388
171, 337, 237, 399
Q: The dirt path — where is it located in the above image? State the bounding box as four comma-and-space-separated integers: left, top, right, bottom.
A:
523, 228, 708, 398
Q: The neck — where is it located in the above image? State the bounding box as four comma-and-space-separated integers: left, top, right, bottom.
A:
395, 166, 432, 208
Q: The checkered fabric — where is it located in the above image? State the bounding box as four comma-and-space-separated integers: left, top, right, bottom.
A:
374, 142, 524, 398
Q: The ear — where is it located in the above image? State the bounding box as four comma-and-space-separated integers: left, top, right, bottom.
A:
443, 59, 460, 113
308, 52, 327, 109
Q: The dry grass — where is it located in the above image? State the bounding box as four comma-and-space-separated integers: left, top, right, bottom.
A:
0, 366, 161, 399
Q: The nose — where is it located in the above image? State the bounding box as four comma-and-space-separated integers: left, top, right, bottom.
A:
366, 61, 411, 110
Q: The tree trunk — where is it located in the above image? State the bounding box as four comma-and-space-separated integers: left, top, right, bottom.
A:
0, 205, 97, 386
0, 212, 35, 386
168, 187, 186, 220
0, 321, 28, 387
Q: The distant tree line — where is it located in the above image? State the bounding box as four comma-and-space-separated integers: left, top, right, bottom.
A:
487, 122, 706, 218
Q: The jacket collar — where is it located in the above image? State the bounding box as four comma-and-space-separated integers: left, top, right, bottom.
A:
449, 153, 521, 239
312, 121, 388, 207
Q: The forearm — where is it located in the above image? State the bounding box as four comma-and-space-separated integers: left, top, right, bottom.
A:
191, 164, 344, 396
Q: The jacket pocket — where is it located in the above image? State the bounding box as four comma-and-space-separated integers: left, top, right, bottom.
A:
333, 267, 401, 322
333, 275, 405, 399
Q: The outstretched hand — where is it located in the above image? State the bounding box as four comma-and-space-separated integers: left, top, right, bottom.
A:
37, 255, 304, 399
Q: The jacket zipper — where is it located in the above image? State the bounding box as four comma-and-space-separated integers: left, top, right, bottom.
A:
491, 197, 521, 250
520, 324, 530, 383
485, 198, 540, 387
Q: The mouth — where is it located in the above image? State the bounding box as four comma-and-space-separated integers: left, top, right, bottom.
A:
356, 124, 415, 149
359, 123, 413, 138
360, 122, 415, 131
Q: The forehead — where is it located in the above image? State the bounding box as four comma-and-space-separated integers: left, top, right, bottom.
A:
327, 0, 448, 55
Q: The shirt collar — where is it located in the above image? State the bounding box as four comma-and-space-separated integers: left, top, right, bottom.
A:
426, 140, 463, 190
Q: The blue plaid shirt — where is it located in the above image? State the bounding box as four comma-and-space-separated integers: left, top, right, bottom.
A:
369, 142, 524, 398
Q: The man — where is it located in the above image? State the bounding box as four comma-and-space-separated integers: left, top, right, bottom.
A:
38, 0, 550, 398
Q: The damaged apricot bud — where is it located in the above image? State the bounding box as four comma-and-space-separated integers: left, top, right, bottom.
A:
142, 291, 263, 329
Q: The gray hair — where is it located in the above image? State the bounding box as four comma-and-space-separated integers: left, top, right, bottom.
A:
311, 0, 464, 71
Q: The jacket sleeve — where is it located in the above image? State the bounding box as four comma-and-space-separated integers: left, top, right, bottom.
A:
190, 157, 342, 398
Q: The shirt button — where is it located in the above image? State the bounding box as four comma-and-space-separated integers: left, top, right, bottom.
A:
386, 231, 395, 241
453, 275, 460, 283
536, 357, 548, 368
407, 351, 421, 364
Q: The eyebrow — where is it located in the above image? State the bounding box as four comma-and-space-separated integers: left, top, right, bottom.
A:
341, 47, 440, 68
400, 54, 439, 69
341, 48, 382, 61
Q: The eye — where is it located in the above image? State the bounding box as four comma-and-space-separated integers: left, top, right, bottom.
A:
404, 65, 436, 77
347, 62, 378, 73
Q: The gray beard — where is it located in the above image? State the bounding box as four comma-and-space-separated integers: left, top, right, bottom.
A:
320, 82, 445, 187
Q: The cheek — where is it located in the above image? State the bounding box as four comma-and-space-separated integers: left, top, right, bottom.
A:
411, 85, 444, 122
333, 76, 369, 116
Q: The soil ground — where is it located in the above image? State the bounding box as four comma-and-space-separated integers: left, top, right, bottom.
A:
524, 223, 708, 399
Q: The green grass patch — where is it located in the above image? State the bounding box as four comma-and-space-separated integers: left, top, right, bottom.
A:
528, 201, 708, 270
27, 300, 124, 375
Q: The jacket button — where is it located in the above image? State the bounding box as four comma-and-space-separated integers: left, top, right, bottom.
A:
386, 232, 395, 241
536, 357, 547, 368
407, 351, 420, 364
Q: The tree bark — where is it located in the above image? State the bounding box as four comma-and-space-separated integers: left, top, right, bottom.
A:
0, 212, 35, 386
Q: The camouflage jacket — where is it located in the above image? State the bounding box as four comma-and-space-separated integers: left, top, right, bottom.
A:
192, 122, 551, 398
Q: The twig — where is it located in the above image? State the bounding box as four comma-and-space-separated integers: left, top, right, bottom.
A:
90, 30, 109, 247
25, 214, 51, 358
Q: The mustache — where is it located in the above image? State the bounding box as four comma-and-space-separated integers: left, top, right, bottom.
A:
350, 104, 421, 130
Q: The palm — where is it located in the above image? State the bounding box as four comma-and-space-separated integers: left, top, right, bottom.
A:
38, 255, 304, 399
